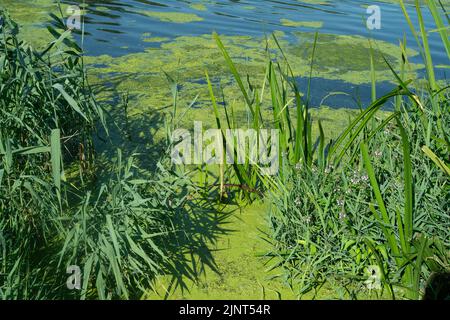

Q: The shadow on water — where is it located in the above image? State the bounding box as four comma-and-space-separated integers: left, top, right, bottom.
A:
157, 198, 238, 298
90, 71, 168, 170
150, 191, 236, 298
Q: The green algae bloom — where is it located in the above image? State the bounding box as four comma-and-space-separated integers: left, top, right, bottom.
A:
280, 19, 323, 28
138, 10, 203, 23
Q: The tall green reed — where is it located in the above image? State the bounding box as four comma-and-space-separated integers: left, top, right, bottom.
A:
1, 10, 223, 300
207, 0, 449, 299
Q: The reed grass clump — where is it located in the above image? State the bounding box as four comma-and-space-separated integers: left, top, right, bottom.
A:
268, 110, 449, 298
0, 10, 104, 298
0, 11, 221, 299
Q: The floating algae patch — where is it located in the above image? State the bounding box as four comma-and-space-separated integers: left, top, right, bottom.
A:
0, 0, 54, 25
280, 19, 323, 28
94, 6, 110, 12
190, 3, 208, 12
138, 10, 203, 23
285, 32, 422, 84
143, 37, 171, 43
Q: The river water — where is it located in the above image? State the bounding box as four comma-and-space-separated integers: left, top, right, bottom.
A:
3, 0, 449, 107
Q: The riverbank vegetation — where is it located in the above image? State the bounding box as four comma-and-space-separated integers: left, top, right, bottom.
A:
207, 0, 449, 299
0, 11, 224, 299
0, 0, 448, 300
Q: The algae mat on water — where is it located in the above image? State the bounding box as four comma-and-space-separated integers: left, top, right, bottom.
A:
145, 201, 298, 300
85, 31, 419, 133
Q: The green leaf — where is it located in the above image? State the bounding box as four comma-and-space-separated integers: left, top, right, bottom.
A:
422, 145, 450, 176
50, 129, 61, 193
53, 84, 88, 121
